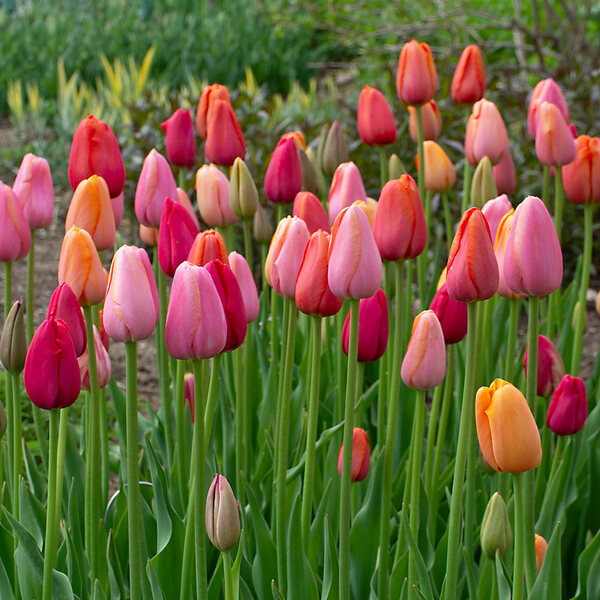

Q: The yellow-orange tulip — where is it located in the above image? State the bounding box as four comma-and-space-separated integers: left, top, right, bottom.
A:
419, 141, 456, 193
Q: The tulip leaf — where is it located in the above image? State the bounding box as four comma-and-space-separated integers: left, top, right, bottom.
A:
50, 569, 76, 599
0, 549, 13, 599
19, 476, 45, 549
14, 545, 42, 600
146, 559, 166, 600
272, 579, 286, 600
64, 422, 86, 520
65, 519, 87, 600
93, 577, 108, 600
389, 548, 409, 598
2, 506, 43, 579
494, 552, 511, 600
321, 514, 339, 600
107, 529, 125, 600
22, 439, 45, 498
108, 377, 127, 446
569, 528, 600, 600
462, 546, 477, 600
529, 522, 561, 600
66, 478, 87, 586
401, 509, 434, 600
207, 553, 224, 599
232, 530, 245, 599
309, 478, 332, 567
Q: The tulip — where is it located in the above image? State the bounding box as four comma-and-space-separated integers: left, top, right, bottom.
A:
535, 102, 576, 166
183, 372, 195, 422
264, 216, 310, 299
562, 135, 600, 204
0, 182, 31, 262
465, 99, 509, 166
523, 335, 565, 398
24, 316, 81, 410
205, 474, 240, 551
298, 147, 320, 196
535, 534, 548, 572
328, 204, 382, 299
68, 115, 125, 198
47, 283, 87, 356
196, 83, 231, 139
446, 207, 498, 302
204, 99, 246, 166
480, 492, 512, 559
429, 282, 468, 345
355, 198, 377, 228
264, 137, 303, 204
176, 187, 201, 230
158, 198, 200, 277
396, 39, 438, 106
401, 310, 446, 389
341, 289, 388, 361
188, 229, 229, 266
293, 191, 330, 234
161, 108, 196, 168
337, 428, 370, 482
135, 149, 178, 228
98, 309, 109, 351
253, 203, 274, 245
228, 251, 259, 323
388, 153, 406, 179
281, 130, 306, 150
419, 141, 456, 193
357, 85, 397, 146
481, 194, 512, 243
111, 192, 124, 228
58, 226, 107, 307
493, 210, 521, 299
0, 300, 27, 373
328, 162, 367, 224
103, 245, 159, 342
12, 153, 54, 229
139, 224, 158, 246
205, 259, 247, 352
451, 45, 486, 104
165, 261, 226, 359
493, 151, 517, 196
408, 100, 442, 143
195, 164, 238, 227
475, 379, 542, 472
79, 325, 111, 390
470, 156, 498, 208
229, 157, 259, 219
65, 175, 116, 251
322, 120, 349, 176
528, 78, 569, 138
546, 374, 587, 435
503, 196, 562, 297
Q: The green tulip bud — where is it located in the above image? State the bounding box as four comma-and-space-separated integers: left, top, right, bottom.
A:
230, 157, 259, 220
470, 156, 498, 209
0, 299, 27, 374
322, 120, 348, 176
305, 146, 326, 198
298, 148, 320, 196
481, 492, 512, 559
253, 203, 274, 245
388, 153, 407, 180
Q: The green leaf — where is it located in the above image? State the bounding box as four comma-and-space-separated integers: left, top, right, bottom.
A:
321, 515, 338, 600
494, 553, 511, 600
2, 506, 43, 579
570, 528, 600, 599
232, 530, 245, 599
401, 509, 434, 600
389, 548, 409, 599
19, 477, 45, 549
22, 439, 46, 498
51, 569, 76, 599
530, 522, 561, 600
14, 545, 42, 600
108, 377, 127, 446
145, 434, 172, 554
272, 579, 286, 600
0, 552, 14, 599
462, 546, 477, 600
107, 530, 125, 600
93, 577, 108, 600
147, 559, 166, 600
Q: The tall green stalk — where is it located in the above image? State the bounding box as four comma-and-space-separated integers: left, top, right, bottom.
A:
424, 383, 443, 500
461, 108, 473, 213
175, 359, 187, 509
415, 107, 427, 307
512, 473, 525, 600
243, 219, 254, 275
42, 410, 59, 600
10, 372, 22, 522
504, 299, 520, 382
203, 354, 222, 451
223, 551, 235, 600
378, 146, 388, 189
554, 167, 565, 245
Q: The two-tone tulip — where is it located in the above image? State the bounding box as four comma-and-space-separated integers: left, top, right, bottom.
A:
205, 473, 240, 551
293, 191, 330, 234
196, 83, 231, 139
204, 100, 245, 166
429, 282, 468, 345
47, 283, 86, 356
523, 335, 565, 397
228, 251, 259, 323
527, 78, 569, 138
161, 108, 196, 168
535, 102, 576, 166
396, 40, 438, 106
12, 153, 54, 230
419, 141, 456, 193
562, 135, 600, 204
188, 230, 229, 266
328, 162, 367, 224
546, 374, 587, 435
195, 164, 238, 228
337, 428, 370, 482
451, 45, 486, 104
0, 182, 31, 262
465, 99, 509, 166
357, 85, 397, 146
408, 100, 442, 142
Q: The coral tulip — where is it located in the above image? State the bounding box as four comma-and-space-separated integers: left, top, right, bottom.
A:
523, 335, 565, 398
0, 300, 27, 373
204, 99, 245, 166
408, 100, 442, 142
196, 83, 231, 140
337, 428, 370, 482
188, 229, 229, 266
451, 45, 486, 104
396, 39, 438, 106
293, 191, 330, 234
493, 151, 517, 196
264, 137, 303, 204
419, 141, 456, 193
161, 108, 196, 168
429, 282, 468, 345
0, 182, 31, 262
562, 135, 600, 204
493, 210, 521, 299
139, 224, 158, 246
205, 473, 240, 551
47, 283, 87, 356
465, 99, 509, 166
546, 374, 587, 435
12, 153, 54, 229
322, 120, 349, 176
528, 78, 569, 138
79, 325, 111, 390
229, 157, 259, 219
111, 192, 124, 228
481, 194, 512, 243
328, 161, 367, 224
535, 534, 548, 573
357, 85, 397, 146
195, 164, 238, 227
535, 102, 576, 166
228, 251, 259, 323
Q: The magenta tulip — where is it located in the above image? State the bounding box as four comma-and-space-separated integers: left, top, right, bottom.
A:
161, 108, 196, 168
0, 182, 31, 262
546, 374, 588, 435
481, 194, 512, 243
523, 335, 565, 398
12, 153, 54, 230
264, 136, 303, 204
47, 283, 87, 357
429, 282, 468, 345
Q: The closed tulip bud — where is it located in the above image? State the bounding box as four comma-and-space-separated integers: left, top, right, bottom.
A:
161, 108, 196, 168
281, 131, 306, 150
465, 99, 509, 166
264, 137, 303, 204
229, 157, 259, 219
0, 182, 31, 262
295, 231, 343, 318
373, 175, 427, 261
305, 146, 326, 197
68, 115, 125, 198
480, 492, 512, 559
419, 141, 456, 193
341, 289, 388, 361
388, 153, 407, 179
546, 374, 587, 435
396, 39, 438, 106
493, 151, 517, 196
401, 310, 446, 389
111, 192, 124, 228
228, 251, 259, 323
528, 78, 569, 139
337, 427, 370, 482
188, 229, 228, 267
24, 317, 81, 410
135, 149, 178, 228
158, 198, 200, 277
253, 203, 274, 245
562, 135, 600, 204
535, 102, 576, 166
481, 194, 512, 243
470, 156, 498, 208
328, 162, 367, 224
195, 164, 238, 227
322, 120, 349, 177
47, 283, 87, 356
184, 373, 195, 422
205, 99, 245, 166
298, 148, 320, 196
523, 335, 565, 398
494, 210, 522, 300
429, 282, 468, 344
503, 196, 562, 297
166, 262, 226, 359
196, 83, 231, 139
12, 153, 54, 229
476, 379, 542, 472
79, 325, 111, 390
205, 259, 247, 352
535, 534, 548, 572
65, 175, 116, 251
58, 226, 107, 307
206, 474, 240, 552
176, 187, 201, 230
328, 205, 382, 299
0, 300, 27, 373
293, 191, 330, 234
139, 224, 158, 246
446, 208, 498, 302
265, 216, 309, 299
357, 85, 397, 146
408, 100, 442, 143
103, 246, 159, 342
452, 45, 486, 104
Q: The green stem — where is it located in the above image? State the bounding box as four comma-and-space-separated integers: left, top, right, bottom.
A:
415, 102, 428, 308
223, 551, 234, 600
10, 372, 22, 522
243, 322, 253, 475
416, 105, 426, 203
417, 190, 432, 308
425, 383, 443, 500
203, 354, 222, 451
234, 344, 244, 501
4, 261, 12, 318
378, 262, 391, 447
442, 192, 453, 255
505, 299, 520, 382
243, 219, 254, 275
180, 489, 196, 599
339, 298, 360, 600
26, 229, 35, 341
526, 296, 539, 413
175, 359, 187, 509
54, 408, 69, 527
378, 146, 388, 189
42, 410, 59, 600
178, 166, 187, 191
542, 165, 550, 206
461, 108, 472, 213
512, 473, 525, 600
547, 435, 567, 486
554, 166, 564, 245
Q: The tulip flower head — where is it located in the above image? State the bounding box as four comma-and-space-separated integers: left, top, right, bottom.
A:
528, 78, 569, 139
562, 135, 600, 204
470, 156, 498, 209
195, 164, 238, 228
493, 151, 517, 196
188, 229, 229, 267
328, 161, 367, 224
111, 191, 124, 228
429, 282, 468, 345
0, 300, 27, 374
206, 473, 241, 552
452, 44, 486, 104
322, 120, 349, 176
0, 182, 31, 262
408, 100, 442, 143
79, 325, 111, 390
264, 136, 303, 204
337, 428, 370, 482
293, 191, 330, 234
523, 335, 565, 398
204, 99, 246, 166
161, 108, 196, 168
196, 83, 231, 139
357, 85, 397, 146
480, 492, 512, 559
419, 141, 456, 193
12, 153, 54, 230
47, 283, 87, 356
175, 187, 201, 230
139, 224, 158, 246
481, 194, 512, 243
535, 101, 576, 166
396, 39, 438, 106
546, 374, 587, 436
465, 99, 509, 166
229, 157, 259, 219
228, 251, 259, 323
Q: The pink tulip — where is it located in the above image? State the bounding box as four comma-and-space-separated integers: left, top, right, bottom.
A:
111, 192, 124, 227
493, 151, 517, 196
546, 374, 588, 435
429, 282, 468, 345
195, 164, 238, 227
328, 161, 367, 224
396, 40, 438, 106
562, 135, 600, 204
481, 194, 512, 243
401, 310, 446, 390
293, 191, 330, 234
535, 102, 576, 166
465, 99, 509, 166
103, 245, 159, 341
493, 210, 521, 299
161, 108, 196, 168
408, 100, 442, 143
264, 137, 303, 204
79, 325, 111, 390
328, 204, 382, 299
176, 187, 201, 229
0, 182, 31, 262
165, 262, 227, 359
205, 473, 241, 551
451, 45, 486, 104
357, 86, 397, 146
527, 78, 569, 138
228, 251, 259, 323
12, 153, 54, 229
47, 283, 87, 357
337, 428, 370, 482
523, 335, 565, 398
204, 99, 246, 166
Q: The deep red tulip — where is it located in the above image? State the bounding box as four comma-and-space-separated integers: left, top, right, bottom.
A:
161, 108, 196, 168
546, 374, 588, 436
264, 137, 303, 204
408, 100, 442, 142
429, 282, 468, 345
47, 283, 87, 357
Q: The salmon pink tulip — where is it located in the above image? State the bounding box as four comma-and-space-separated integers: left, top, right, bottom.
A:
465, 99, 509, 166
176, 187, 201, 230
196, 83, 231, 139
451, 45, 486, 104
139, 224, 158, 246
79, 325, 111, 390
408, 100, 442, 142
0, 182, 31, 262
535, 102, 576, 166
562, 135, 600, 204
188, 229, 229, 266
481, 194, 512, 243
357, 85, 397, 146
493, 151, 517, 196
419, 141, 456, 193
396, 40, 438, 106
12, 153, 54, 229
493, 210, 521, 299
111, 192, 123, 227
293, 191, 330, 234
528, 78, 569, 138
328, 162, 367, 224
195, 164, 238, 227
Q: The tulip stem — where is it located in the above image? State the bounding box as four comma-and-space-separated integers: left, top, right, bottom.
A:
54, 407, 68, 529
505, 298, 520, 382
378, 146, 388, 189
378, 262, 391, 447
4, 260, 11, 318
301, 316, 322, 550
542, 165, 551, 206
512, 472, 525, 600
42, 409, 59, 600
526, 296, 539, 414
180, 492, 195, 599
339, 298, 360, 600
243, 219, 254, 275
425, 382, 443, 500
461, 108, 472, 213
26, 229, 35, 340
234, 344, 244, 503
571, 203, 593, 375
444, 302, 478, 600
442, 192, 453, 254
10, 372, 21, 522
203, 354, 222, 452
223, 551, 235, 600
547, 435, 567, 486
416, 105, 426, 203
243, 322, 252, 475
378, 260, 405, 600
175, 359, 187, 509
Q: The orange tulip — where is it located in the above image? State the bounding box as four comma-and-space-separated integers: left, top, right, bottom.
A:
357, 85, 397, 146
419, 141, 456, 193
396, 40, 438, 106
451, 45, 486, 104
188, 229, 229, 267
535, 534, 548, 573
196, 83, 231, 139
562, 135, 600, 204
408, 100, 442, 143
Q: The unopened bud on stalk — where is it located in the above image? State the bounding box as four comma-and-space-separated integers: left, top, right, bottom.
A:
205, 473, 241, 552
0, 300, 27, 374
480, 492, 512, 559
470, 157, 498, 209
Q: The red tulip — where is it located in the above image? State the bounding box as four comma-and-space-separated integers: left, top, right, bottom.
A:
562, 135, 600, 204
429, 282, 468, 345
293, 191, 330, 234
47, 283, 87, 357
546, 374, 587, 436
396, 40, 438, 106
161, 108, 196, 168
264, 137, 303, 204
12, 153, 54, 230
337, 428, 370, 482
357, 85, 397, 146
0, 182, 31, 262
451, 45, 486, 104
204, 99, 245, 166
188, 229, 229, 267
523, 335, 565, 398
